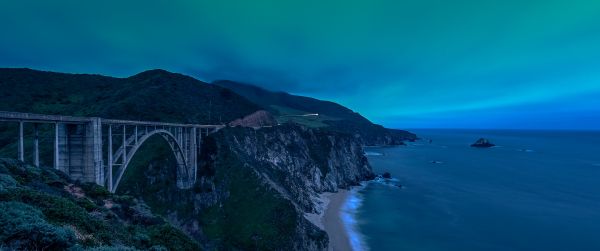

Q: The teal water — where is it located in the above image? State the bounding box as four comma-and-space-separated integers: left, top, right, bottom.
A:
350, 130, 600, 251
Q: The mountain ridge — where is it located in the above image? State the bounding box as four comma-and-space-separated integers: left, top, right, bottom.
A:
214, 79, 416, 145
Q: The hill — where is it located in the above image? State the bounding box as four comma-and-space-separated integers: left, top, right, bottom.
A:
0, 68, 260, 124
214, 80, 416, 145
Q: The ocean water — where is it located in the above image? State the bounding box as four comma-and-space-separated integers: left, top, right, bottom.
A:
348, 129, 600, 251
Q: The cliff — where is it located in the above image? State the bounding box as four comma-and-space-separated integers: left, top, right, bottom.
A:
217, 124, 374, 212
117, 124, 374, 250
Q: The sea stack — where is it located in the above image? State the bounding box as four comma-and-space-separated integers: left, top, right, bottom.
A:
471, 138, 495, 148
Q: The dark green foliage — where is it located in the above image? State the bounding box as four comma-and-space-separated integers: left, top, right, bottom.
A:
200, 148, 298, 250
0, 174, 17, 192
0, 68, 259, 124
0, 201, 76, 250
6, 188, 103, 233
80, 182, 111, 200
0, 158, 201, 250
147, 224, 201, 251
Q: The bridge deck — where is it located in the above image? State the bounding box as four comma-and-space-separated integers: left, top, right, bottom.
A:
0, 111, 224, 128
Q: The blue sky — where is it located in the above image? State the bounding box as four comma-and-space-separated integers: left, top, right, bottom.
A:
1, 0, 599, 129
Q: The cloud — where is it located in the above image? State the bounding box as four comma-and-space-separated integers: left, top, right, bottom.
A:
1, 0, 600, 129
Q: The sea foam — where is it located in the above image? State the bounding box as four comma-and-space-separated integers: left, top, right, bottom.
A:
341, 183, 370, 251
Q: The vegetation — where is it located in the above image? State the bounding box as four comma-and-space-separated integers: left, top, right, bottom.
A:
0, 68, 260, 124
0, 158, 201, 250
199, 146, 299, 250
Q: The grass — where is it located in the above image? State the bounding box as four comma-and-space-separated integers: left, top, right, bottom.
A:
271, 105, 339, 128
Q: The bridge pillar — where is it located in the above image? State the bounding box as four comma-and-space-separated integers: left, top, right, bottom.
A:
108, 125, 113, 191
18, 121, 24, 161
33, 123, 39, 166
54, 123, 59, 170
55, 119, 103, 185
191, 127, 197, 183
55, 123, 70, 174
88, 118, 103, 185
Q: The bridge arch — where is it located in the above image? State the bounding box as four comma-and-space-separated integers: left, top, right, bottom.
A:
111, 129, 191, 193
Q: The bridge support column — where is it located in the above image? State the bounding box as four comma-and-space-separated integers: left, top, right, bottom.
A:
55, 123, 72, 175
122, 125, 127, 164
134, 126, 138, 145
33, 123, 39, 166
55, 120, 103, 185
18, 121, 24, 161
191, 127, 197, 183
88, 118, 103, 186
108, 125, 113, 192
54, 123, 59, 169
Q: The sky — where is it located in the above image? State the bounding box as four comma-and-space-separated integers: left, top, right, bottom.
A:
1, 0, 600, 129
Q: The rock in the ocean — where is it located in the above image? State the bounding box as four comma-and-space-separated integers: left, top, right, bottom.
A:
471, 138, 495, 148
382, 172, 392, 179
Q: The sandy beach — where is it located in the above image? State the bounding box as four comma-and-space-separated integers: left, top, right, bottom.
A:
323, 189, 353, 251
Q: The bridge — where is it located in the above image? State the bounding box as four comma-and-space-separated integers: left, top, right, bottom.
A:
0, 111, 224, 192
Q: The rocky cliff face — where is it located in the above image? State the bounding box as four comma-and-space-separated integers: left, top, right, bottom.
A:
217, 124, 374, 212
117, 124, 374, 250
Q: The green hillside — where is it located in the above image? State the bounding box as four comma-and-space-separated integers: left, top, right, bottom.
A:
214, 80, 416, 145
0, 158, 200, 250
0, 68, 260, 124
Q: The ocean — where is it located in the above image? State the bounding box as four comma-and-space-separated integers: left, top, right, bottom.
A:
346, 129, 600, 251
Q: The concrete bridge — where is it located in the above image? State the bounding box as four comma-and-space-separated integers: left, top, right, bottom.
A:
0, 111, 224, 192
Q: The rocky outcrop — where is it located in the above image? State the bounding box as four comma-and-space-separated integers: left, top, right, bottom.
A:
228, 110, 278, 127
215, 124, 374, 213
471, 138, 495, 148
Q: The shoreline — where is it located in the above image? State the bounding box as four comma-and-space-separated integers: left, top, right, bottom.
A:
323, 189, 353, 251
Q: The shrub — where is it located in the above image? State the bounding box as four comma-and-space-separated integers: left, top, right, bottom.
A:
0, 201, 76, 250
81, 183, 111, 200
0, 174, 17, 192
147, 224, 201, 251
7, 188, 105, 234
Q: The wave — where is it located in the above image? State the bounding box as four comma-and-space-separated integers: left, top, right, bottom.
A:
364, 151, 383, 156
517, 149, 535, 152
341, 184, 370, 251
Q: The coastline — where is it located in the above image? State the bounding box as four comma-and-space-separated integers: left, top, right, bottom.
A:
323, 189, 353, 251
